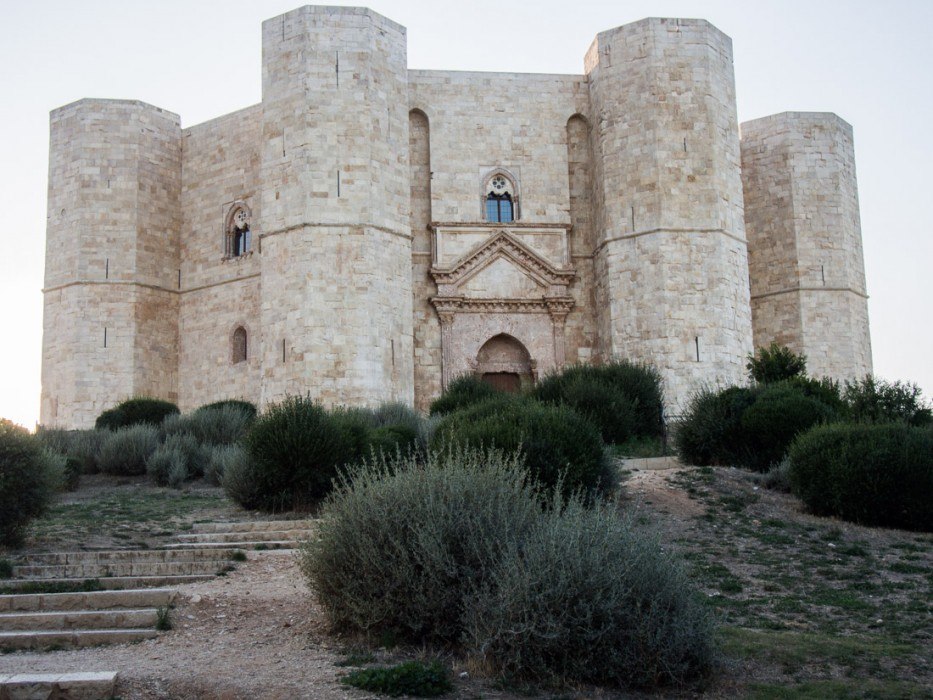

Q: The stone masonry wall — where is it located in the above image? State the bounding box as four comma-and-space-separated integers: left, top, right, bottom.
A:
258, 6, 414, 407
741, 112, 872, 381
586, 18, 753, 412
178, 105, 263, 410
42, 100, 180, 427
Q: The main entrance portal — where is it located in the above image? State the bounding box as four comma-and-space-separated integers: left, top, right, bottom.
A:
476, 334, 533, 392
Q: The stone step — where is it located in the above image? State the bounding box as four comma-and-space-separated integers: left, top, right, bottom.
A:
0, 608, 157, 631
1, 574, 214, 592
0, 671, 117, 700
176, 530, 307, 544
14, 560, 234, 580
0, 587, 176, 612
15, 548, 237, 566
189, 519, 316, 533
0, 628, 157, 650
165, 540, 296, 551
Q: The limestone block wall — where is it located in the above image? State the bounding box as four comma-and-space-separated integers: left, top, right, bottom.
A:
258, 6, 413, 406
741, 112, 872, 381
259, 227, 413, 407
408, 70, 588, 225
586, 18, 753, 412
177, 105, 263, 410
42, 100, 181, 427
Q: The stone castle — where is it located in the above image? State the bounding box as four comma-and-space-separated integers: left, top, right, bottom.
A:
41, 5, 872, 428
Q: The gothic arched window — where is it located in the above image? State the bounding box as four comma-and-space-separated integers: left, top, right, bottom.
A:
232, 326, 247, 364
226, 205, 252, 258
484, 173, 517, 223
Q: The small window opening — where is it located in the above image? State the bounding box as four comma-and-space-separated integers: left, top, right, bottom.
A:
484, 172, 517, 223
233, 327, 248, 364
226, 206, 252, 257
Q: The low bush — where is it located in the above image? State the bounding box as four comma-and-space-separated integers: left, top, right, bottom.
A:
219, 445, 264, 507
35, 428, 107, 474
428, 375, 500, 416
843, 376, 932, 426
95, 397, 179, 430
241, 395, 358, 511
746, 342, 807, 384
673, 386, 755, 467
0, 558, 12, 578
206, 443, 247, 486
97, 424, 161, 476
739, 383, 836, 471
533, 360, 664, 442
675, 383, 835, 471
431, 396, 610, 498
789, 423, 933, 531
0, 420, 56, 547
163, 404, 255, 447
300, 448, 541, 643
464, 498, 715, 688
341, 660, 452, 697
302, 448, 714, 690
145, 434, 211, 487
194, 399, 258, 420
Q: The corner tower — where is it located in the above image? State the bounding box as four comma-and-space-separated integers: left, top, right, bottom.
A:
41, 100, 181, 428
257, 6, 414, 406
586, 18, 753, 411
741, 113, 872, 380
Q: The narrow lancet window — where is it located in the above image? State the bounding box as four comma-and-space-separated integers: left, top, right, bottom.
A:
233, 326, 248, 364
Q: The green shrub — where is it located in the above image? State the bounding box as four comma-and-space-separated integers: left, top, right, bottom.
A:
300, 448, 541, 643
789, 423, 933, 531
35, 428, 107, 474
843, 376, 932, 426
163, 405, 255, 447
0, 420, 56, 547
431, 396, 610, 498
341, 660, 452, 697
97, 424, 161, 476
241, 395, 358, 511
674, 386, 755, 467
533, 360, 665, 441
219, 446, 264, 507
0, 558, 12, 578
206, 444, 247, 486
675, 383, 834, 471
146, 444, 185, 487
428, 375, 501, 416
368, 424, 419, 457
746, 342, 807, 384
739, 383, 836, 471
95, 397, 179, 430
194, 399, 258, 420
464, 498, 715, 688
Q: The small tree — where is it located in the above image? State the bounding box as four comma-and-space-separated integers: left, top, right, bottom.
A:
746, 342, 807, 384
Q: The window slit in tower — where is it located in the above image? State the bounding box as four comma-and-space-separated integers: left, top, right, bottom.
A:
695, 336, 700, 362
105, 258, 109, 279
104, 327, 108, 348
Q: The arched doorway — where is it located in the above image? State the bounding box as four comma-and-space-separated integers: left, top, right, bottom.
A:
476, 334, 534, 393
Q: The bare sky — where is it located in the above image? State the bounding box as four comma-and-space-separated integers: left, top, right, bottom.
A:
2, 0, 930, 428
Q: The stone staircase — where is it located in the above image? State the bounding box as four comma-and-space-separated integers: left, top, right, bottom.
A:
3, 547, 239, 592
167, 518, 316, 551
0, 519, 313, 653
0, 671, 117, 699
0, 588, 175, 651
0, 546, 240, 651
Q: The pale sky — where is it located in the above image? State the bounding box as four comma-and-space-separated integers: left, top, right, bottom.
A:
2, 0, 930, 428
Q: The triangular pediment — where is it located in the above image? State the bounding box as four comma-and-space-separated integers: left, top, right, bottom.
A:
460, 256, 545, 299
430, 230, 575, 290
